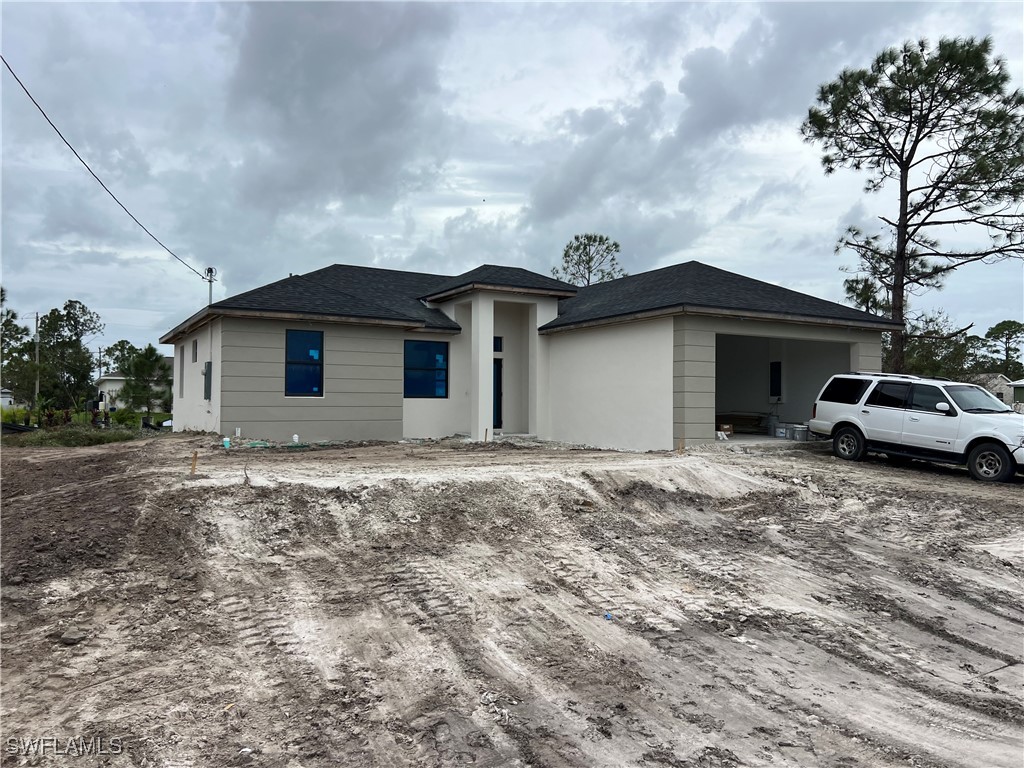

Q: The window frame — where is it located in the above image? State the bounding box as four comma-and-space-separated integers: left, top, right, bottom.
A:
865, 381, 911, 409
404, 340, 449, 399
908, 384, 955, 414
285, 329, 324, 398
191, 339, 198, 363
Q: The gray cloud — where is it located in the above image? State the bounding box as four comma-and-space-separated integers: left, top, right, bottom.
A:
227, 2, 456, 216
2, 1, 1021, 353
675, 3, 925, 140
725, 178, 807, 221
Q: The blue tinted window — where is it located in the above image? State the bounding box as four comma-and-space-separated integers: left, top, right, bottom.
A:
404, 341, 448, 398
286, 330, 323, 396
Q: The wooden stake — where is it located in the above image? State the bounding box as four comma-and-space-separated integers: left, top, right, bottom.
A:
190, 450, 198, 475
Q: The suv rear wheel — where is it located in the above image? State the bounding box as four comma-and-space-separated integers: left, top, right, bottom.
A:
833, 426, 866, 461
967, 442, 1015, 482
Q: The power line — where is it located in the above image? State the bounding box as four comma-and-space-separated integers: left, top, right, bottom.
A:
1, 54, 207, 281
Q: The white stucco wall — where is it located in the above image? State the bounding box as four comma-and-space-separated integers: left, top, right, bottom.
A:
402, 304, 471, 438
171, 320, 222, 433
546, 317, 674, 451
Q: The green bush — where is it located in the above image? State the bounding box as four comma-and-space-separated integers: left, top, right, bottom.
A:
3, 424, 139, 447
1, 406, 29, 424
111, 408, 139, 427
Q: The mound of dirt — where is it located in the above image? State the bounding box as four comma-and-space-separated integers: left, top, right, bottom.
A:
1, 436, 1020, 768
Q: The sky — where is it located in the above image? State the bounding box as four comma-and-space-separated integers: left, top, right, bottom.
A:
3, 1, 1022, 359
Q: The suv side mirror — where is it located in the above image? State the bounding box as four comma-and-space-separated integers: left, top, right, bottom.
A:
935, 402, 951, 413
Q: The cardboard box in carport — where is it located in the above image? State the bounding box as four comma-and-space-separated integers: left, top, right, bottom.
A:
717, 424, 734, 436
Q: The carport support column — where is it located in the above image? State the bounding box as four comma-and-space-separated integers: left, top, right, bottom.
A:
470, 293, 494, 441
850, 341, 882, 373
673, 316, 716, 446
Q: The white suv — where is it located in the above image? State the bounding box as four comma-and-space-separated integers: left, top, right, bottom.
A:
809, 372, 1024, 482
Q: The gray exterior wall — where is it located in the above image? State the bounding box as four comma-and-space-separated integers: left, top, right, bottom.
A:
219, 317, 404, 443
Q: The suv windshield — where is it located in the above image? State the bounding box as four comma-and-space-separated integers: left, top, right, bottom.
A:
944, 385, 1013, 413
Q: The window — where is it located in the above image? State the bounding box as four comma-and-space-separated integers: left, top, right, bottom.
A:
493, 336, 503, 353
909, 384, 952, 413
819, 377, 871, 405
404, 340, 448, 398
769, 361, 783, 401
191, 339, 198, 363
865, 381, 910, 409
285, 330, 323, 396
178, 345, 185, 398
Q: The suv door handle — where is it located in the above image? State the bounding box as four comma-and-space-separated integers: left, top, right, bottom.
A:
860, 409, 870, 414
908, 416, 920, 422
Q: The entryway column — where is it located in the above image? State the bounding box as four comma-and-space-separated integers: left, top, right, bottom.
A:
528, 300, 558, 437
469, 293, 494, 441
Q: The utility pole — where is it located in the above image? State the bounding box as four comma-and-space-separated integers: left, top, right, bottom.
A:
33, 312, 40, 423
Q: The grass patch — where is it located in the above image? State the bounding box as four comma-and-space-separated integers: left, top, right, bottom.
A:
3, 424, 142, 447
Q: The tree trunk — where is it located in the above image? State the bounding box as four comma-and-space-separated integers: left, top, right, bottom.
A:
890, 165, 911, 373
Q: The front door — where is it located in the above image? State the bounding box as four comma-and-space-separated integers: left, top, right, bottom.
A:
493, 358, 503, 430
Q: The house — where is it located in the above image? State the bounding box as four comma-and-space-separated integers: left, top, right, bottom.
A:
95, 357, 174, 409
95, 370, 127, 408
0, 388, 14, 409
968, 372, 1013, 403
1008, 378, 1024, 405
159, 261, 899, 450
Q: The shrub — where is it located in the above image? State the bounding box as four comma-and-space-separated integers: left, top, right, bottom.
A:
1, 406, 28, 424
3, 424, 139, 447
111, 409, 139, 427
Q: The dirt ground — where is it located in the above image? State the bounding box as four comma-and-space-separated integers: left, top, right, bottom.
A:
1, 434, 1021, 767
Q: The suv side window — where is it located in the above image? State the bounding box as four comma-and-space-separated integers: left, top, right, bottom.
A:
819, 377, 872, 404
865, 381, 910, 409
909, 384, 953, 413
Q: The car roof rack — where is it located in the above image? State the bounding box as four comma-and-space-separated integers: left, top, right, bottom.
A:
846, 371, 921, 380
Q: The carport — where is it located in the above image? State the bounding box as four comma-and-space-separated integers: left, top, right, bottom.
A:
673, 313, 898, 444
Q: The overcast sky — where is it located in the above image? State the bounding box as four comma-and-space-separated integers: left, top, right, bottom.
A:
3, 1, 1022, 357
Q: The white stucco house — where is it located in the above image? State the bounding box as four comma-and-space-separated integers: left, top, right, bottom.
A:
95, 370, 127, 408
1, 388, 14, 408
159, 261, 899, 450
95, 357, 173, 409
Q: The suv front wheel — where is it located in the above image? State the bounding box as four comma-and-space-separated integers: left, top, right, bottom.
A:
967, 442, 1015, 482
833, 426, 866, 461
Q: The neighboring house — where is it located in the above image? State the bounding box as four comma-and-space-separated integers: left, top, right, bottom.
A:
96, 370, 127, 408
968, 372, 1013, 403
159, 261, 899, 450
1008, 378, 1024, 405
95, 357, 173, 409
0, 388, 14, 408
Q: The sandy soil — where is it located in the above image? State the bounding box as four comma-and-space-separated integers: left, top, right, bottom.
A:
1, 435, 1021, 767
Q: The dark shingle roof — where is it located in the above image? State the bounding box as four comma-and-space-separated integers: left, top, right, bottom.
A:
421, 264, 577, 300
540, 261, 900, 331
211, 265, 460, 330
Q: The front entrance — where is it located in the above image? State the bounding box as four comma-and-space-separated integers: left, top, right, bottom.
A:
493, 358, 503, 429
